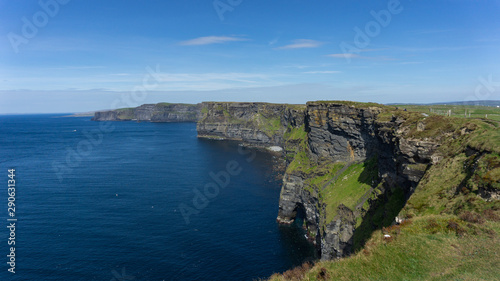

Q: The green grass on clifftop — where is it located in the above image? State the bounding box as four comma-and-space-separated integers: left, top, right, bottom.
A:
268, 215, 500, 281
308, 100, 390, 109
395, 104, 500, 121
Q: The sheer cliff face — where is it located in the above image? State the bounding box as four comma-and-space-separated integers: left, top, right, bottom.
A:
277, 102, 442, 259
92, 103, 201, 122
306, 102, 382, 162
306, 102, 440, 186
197, 101, 444, 260
196, 102, 305, 146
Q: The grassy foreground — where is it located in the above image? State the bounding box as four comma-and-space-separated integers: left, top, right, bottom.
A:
268, 215, 499, 281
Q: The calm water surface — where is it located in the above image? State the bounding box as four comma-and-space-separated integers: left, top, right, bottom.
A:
0, 115, 315, 281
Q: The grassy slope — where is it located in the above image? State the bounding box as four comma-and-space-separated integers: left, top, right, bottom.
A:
322, 159, 378, 223
394, 104, 500, 122
269, 103, 500, 280
269, 216, 500, 281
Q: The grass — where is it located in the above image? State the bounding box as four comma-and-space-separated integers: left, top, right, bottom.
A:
283, 125, 308, 161
321, 159, 378, 223
195, 101, 499, 280
267, 102, 500, 281
286, 151, 314, 174
394, 104, 500, 122
156, 102, 198, 107
285, 125, 307, 139
376, 105, 500, 157
114, 108, 135, 120
199, 102, 292, 139
269, 215, 500, 281
308, 100, 390, 109
255, 113, 283, 136
400, 151, 500, 221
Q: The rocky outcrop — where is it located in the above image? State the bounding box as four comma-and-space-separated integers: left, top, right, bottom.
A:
277, 102, 445, 259
321, 205, 356, 259
197, 101, 445, 260
196, 102, 305, 147
92, 103, 201, 122
306, 102, 382, 163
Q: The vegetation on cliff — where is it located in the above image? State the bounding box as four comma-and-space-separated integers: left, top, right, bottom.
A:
92, 103, 201, 122
197, 102, 305, 145
193, 100, 499, 279
269, 215, 499, 280
268, 102, 500, 280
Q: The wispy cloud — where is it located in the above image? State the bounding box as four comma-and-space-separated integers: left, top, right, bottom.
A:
0, 72, 279, 92
393, 46, 478, 52
155, 72, 269, 83
277, 39, 324, 49
179, 36, 248, 46
327, 53, 395, 61
303, 70, 341, 74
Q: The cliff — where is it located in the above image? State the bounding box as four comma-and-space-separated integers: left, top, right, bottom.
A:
197, 101, 500, 262
92, 103, 201, 122
196, 102, 305, 147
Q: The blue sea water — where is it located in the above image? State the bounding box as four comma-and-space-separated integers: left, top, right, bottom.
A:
0, 115, 315, 281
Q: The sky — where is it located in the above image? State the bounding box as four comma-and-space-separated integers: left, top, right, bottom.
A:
1, 0, 500, 113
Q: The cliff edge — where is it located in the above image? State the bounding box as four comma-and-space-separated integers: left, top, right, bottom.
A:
197, 101, 500, 263
92, 103, 201, 122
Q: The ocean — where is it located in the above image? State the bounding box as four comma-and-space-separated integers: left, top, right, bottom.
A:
0, 114, 316, 281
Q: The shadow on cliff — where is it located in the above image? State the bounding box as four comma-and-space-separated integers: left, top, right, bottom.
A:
357, 156, 379, 187
347, 156, 408, 253
352, 184, 407, 253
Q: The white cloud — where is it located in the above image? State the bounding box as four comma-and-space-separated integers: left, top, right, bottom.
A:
46, 66, 106, 70
277, 39, 323, 49
179, 36, 248, 46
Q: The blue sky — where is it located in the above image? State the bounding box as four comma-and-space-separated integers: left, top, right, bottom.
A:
1, 0, 500, 113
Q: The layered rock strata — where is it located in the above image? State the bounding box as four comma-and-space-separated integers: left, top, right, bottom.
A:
197, 101, 443, 259
92, 103, 201, 122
